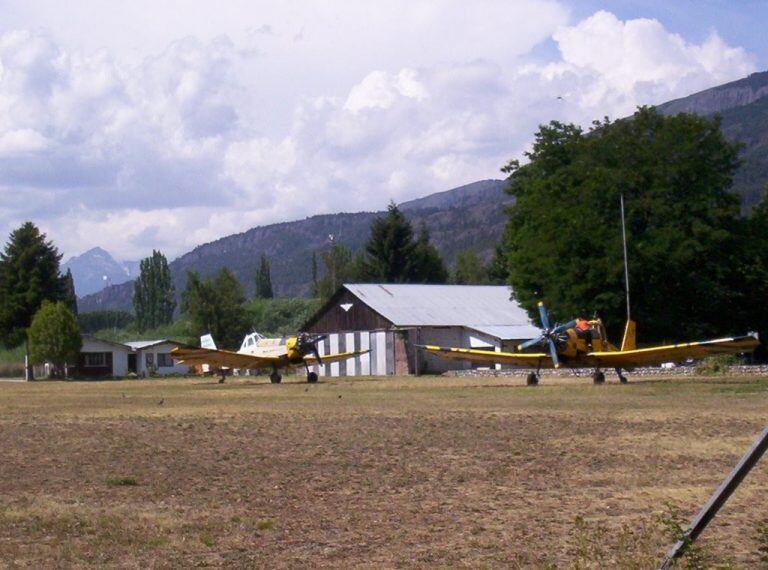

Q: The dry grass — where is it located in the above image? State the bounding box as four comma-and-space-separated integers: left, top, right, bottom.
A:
0, 373, 767, 568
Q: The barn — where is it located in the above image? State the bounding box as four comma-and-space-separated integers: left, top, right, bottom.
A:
301, 284, 541, 377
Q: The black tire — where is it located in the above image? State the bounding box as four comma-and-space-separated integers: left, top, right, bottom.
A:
526, 373, 539, 386
270, 372, 282, 384
619, 375, 628, 384
593, 371, 605, 384
307, 372, 318, 383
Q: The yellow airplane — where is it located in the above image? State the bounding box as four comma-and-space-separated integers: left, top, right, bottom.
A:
417, 302, 759, 385
172, 332, 368, 384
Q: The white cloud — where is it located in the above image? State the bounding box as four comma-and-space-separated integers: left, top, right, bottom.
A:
0, 4, 758, 263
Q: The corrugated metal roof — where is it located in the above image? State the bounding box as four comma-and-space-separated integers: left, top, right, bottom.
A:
468, 324, 542, 341
343, 284, 541, 335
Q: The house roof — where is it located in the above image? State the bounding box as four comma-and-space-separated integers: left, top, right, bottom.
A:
81, 334, 134, 350
124, 339, 184, 350
341, 284, 541, 337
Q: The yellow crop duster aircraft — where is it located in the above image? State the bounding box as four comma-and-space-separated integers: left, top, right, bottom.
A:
417, 301, 759, 385
172, 332, 368, 384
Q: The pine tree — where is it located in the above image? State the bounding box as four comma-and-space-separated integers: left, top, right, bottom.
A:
133, 250, 176, 331
254, 254, 274, 299
28, 301, 82, 378
0, 222, 66, 348
411, 222, 448, 283
363, 202, 417, 282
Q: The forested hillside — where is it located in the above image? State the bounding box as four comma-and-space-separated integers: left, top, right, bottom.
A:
79, 180, 510, 312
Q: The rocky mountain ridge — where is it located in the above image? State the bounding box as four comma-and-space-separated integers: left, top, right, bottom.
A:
78, 179, 511, 312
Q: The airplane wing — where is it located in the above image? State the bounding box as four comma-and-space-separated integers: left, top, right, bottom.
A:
303, 349, 370, 365
588, 334, 760, 368
416, 345, 553, 368
171, 346, 281, 369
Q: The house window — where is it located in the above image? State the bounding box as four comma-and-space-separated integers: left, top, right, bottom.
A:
157, 353, 173, 367
84, 352, 106, 367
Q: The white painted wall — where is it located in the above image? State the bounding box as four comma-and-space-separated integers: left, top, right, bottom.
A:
137, 342, 190, 376
80, 337, 130, 376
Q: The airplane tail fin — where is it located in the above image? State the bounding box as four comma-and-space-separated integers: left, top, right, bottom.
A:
621, 320, 636, 351
200, 334, 217, 350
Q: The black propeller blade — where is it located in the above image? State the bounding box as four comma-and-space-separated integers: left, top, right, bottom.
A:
517, 302, 576, 368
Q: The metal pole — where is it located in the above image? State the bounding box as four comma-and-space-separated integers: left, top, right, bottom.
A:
620, 192, 631, 321
659, 425, 768, 569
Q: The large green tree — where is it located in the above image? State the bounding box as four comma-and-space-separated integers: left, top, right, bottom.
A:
0, 222, 67, 348
740, 195, 768, 359
133, 250, 176, 331
28, 301, 82, 378
254, 254, 274, 299
501, 107, 745, 343
181, 268, 249, 349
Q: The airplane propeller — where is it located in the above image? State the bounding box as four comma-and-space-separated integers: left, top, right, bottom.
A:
517, 302, 576, 368
297, 333, 328, 365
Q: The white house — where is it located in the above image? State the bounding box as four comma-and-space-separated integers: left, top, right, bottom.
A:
124, 340, 189, 376
74, 336, 189, 378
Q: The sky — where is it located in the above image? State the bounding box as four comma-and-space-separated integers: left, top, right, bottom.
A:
0, 0, 764, 262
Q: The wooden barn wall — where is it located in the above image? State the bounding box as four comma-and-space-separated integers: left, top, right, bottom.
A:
304, 289, 392, 333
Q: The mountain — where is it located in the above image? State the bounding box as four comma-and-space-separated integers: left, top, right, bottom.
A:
62, 247, 138, 297
78, 180, 512, 312
657, 70, 768, 208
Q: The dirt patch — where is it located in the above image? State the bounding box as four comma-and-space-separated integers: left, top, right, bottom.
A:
0, 375, 767, 567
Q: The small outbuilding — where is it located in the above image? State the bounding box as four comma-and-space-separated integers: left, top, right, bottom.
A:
124, 340, 190, 376
301, 284, 541, 377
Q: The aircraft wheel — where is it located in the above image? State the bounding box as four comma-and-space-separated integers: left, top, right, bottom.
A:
593, 371, 605, 384
270, 372, 282, 384
526, 372, 539, 386
619, 375, 628, 384
307, 371, 318, 383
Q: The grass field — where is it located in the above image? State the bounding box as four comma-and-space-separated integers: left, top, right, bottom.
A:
1, 374, 767, 568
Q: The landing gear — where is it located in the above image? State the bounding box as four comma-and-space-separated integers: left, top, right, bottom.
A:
526, 372, 539, 386
616, 367, 629, 384
592, 370, 605, 384
307, 371, 318, 383
270, 370, 282, 384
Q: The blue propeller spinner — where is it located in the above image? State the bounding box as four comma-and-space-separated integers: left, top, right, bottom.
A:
517, 302, 576, 368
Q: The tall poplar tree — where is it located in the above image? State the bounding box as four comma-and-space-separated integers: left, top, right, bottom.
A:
133, 250, 176, 331
0, 222, 66, 348
254, 254, 274, 299
62, 268, 78, 316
